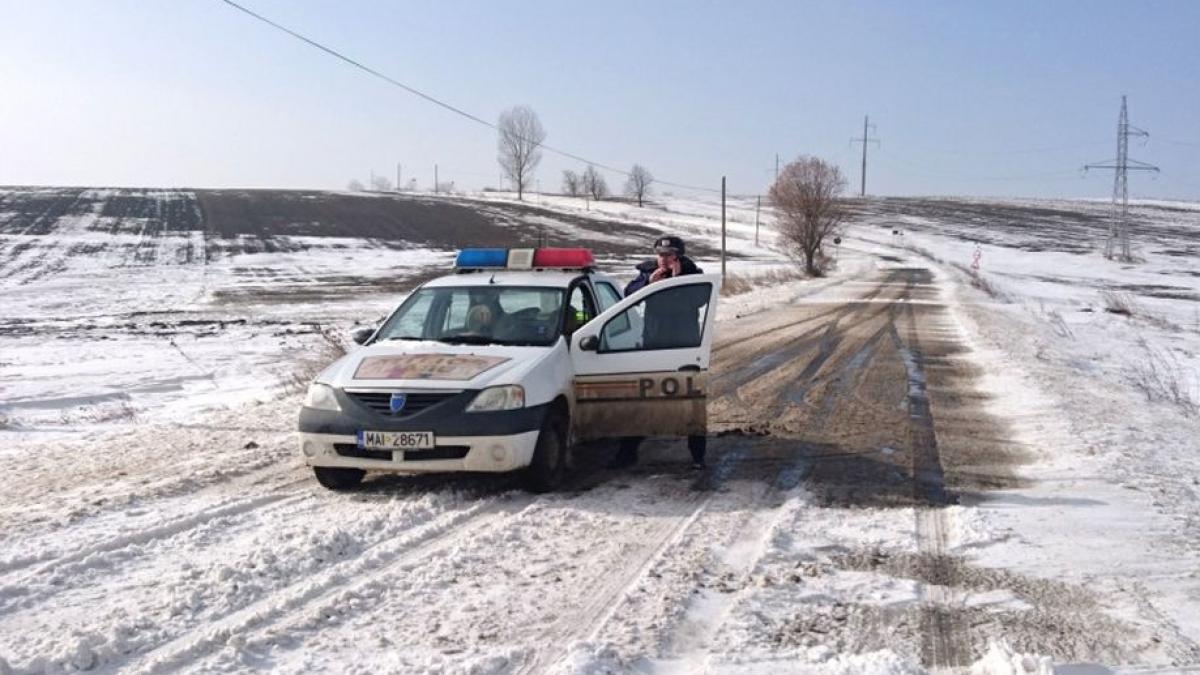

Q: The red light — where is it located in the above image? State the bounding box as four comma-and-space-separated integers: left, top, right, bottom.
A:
532, 248, 595, 268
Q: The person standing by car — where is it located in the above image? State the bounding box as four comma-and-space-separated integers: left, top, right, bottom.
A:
608, 235, 708, 470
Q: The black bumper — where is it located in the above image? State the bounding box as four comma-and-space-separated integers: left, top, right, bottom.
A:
298, 388, 551, 437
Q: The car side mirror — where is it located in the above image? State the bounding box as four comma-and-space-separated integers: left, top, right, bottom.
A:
579, 335, 599, 351
351, 327, 375, 345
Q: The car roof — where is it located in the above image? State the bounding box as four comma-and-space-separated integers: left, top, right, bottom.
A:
422, 269, 592, 289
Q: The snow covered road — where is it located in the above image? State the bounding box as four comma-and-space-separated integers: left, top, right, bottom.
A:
2, 190, 1199, 673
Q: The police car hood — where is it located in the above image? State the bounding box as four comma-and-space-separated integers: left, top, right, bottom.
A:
321, 340, 550, 390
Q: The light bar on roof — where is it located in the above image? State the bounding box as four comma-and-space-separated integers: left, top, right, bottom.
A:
532, 248, 595, 268
455, 248, 508, 268
454, 247, 595, 270
507, 248, 535, 269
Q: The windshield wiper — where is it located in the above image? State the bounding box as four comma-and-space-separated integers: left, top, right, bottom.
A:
437, 334, 496, 345
381, 336, 424, 341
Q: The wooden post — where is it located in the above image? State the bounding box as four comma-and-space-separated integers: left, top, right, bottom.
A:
720, 176, 727, 279
754, 195, 761, 247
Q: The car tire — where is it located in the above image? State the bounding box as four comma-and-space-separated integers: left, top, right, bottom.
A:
523, 414, 566, 494
312, 466, 365, 491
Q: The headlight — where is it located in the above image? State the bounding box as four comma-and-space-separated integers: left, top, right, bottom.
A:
465, 385, 525, 412
303, 383, 341, 411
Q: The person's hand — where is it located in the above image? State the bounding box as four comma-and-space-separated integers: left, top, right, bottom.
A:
649, 267, 670, 283
668, 258, 682, 277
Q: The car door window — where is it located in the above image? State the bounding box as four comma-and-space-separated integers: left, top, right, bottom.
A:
599, 282, 711, 352
594, 281, 621, 311
564, 284, 598, 336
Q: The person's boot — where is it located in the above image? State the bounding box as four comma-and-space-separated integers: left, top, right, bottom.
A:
607, 442, 638, 469
688, 435, 707, 470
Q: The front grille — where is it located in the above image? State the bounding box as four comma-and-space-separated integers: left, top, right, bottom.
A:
405, 446, 470, 461
334, 445, 391, 461
345, 391, 460, 417
334, 444, 470, 462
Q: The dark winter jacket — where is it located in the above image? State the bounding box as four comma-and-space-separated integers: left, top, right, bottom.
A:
623, 256, 707, 349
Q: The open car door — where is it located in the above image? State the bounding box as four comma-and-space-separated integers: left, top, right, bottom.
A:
570, 273, 722, 442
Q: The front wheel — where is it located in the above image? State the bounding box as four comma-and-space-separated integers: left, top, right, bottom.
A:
522, 414, 566, 493
313, 466, 365, 491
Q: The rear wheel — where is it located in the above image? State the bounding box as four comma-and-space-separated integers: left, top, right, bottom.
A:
313, 466, 365, 491
523, 414, 566, 493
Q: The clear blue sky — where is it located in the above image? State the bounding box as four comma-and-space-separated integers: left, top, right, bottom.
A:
2, 0, 1198, 199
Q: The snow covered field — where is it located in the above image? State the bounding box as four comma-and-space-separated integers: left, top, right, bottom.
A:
1, 188, 1198, 673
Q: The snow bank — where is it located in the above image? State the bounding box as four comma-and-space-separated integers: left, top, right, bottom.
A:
969, 639, 1056, 675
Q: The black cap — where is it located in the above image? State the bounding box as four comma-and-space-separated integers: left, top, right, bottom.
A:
653, 235, 685, 255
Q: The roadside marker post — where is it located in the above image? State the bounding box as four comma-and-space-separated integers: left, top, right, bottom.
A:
721, 176, 726, 280
754, 195, 761, 248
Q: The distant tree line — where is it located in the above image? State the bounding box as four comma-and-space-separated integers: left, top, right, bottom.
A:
343, 105, 657, 207
560, 163, 653, 206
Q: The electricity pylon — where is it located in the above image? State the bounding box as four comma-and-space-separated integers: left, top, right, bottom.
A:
851, 115, 880, 197
1084, 95, 1159, 261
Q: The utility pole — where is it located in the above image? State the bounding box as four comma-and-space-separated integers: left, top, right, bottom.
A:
720, 176, 727, 280
754, 195, 761, 247
396, 163, 401, 192
1084, 95, 1159, 261
369, 169, 375, 192
850, 115, 880, 197
774, 154, 779, 183
434, 164, 439, 194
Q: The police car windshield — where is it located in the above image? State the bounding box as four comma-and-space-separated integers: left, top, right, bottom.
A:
375, 286, 568, 347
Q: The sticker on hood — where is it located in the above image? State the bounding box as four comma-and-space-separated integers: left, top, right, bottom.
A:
353, 354, 511, 381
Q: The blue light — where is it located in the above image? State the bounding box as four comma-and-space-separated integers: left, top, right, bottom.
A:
455, 248, 508, 268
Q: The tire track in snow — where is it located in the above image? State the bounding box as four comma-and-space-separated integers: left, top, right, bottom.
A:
516, 495, 715, 675
0, 466, 310, 575
895, 281, 968, 671
123, 494, 529, 675
703, 264, 968, 666
0, 488, 311, 612
654, 454, 814, 669
524, 444, 755, 675
651, 284, 887, 666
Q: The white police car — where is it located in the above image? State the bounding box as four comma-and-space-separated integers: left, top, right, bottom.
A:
298, 247, 721, 492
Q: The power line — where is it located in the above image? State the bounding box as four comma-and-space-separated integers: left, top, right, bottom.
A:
1154, 137, 1200, 148
919, 140, 1108, 156
219, 0, 720, 194
874, 148, 1081, 182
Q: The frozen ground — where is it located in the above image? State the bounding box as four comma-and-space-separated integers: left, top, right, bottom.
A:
0, 188, 1198, 674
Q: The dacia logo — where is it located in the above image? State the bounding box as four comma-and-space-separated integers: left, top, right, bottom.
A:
389, 392, 408, 414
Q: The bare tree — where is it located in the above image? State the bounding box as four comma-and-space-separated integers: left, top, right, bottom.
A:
768, 156, 847, 276
581, 165, 608, 201
346, 179, 366, 191
370, 175, 393, 192
624, 164, 653, 207
496, 105, 545, 201
562, 170, 581, 197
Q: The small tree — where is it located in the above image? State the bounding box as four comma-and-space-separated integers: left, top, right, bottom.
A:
624, 164, 653, 207
370, 175, 393, 192
581, 165, 608, 201
347, 179, 366, 191
769, 156, 847, 276
562, 170, 582, 197
497, 105, 545, 201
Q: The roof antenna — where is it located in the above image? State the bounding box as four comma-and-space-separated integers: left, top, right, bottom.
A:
489, 273, 496, 284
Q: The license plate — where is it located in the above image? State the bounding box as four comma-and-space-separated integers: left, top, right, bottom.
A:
357, 430, 435, 451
